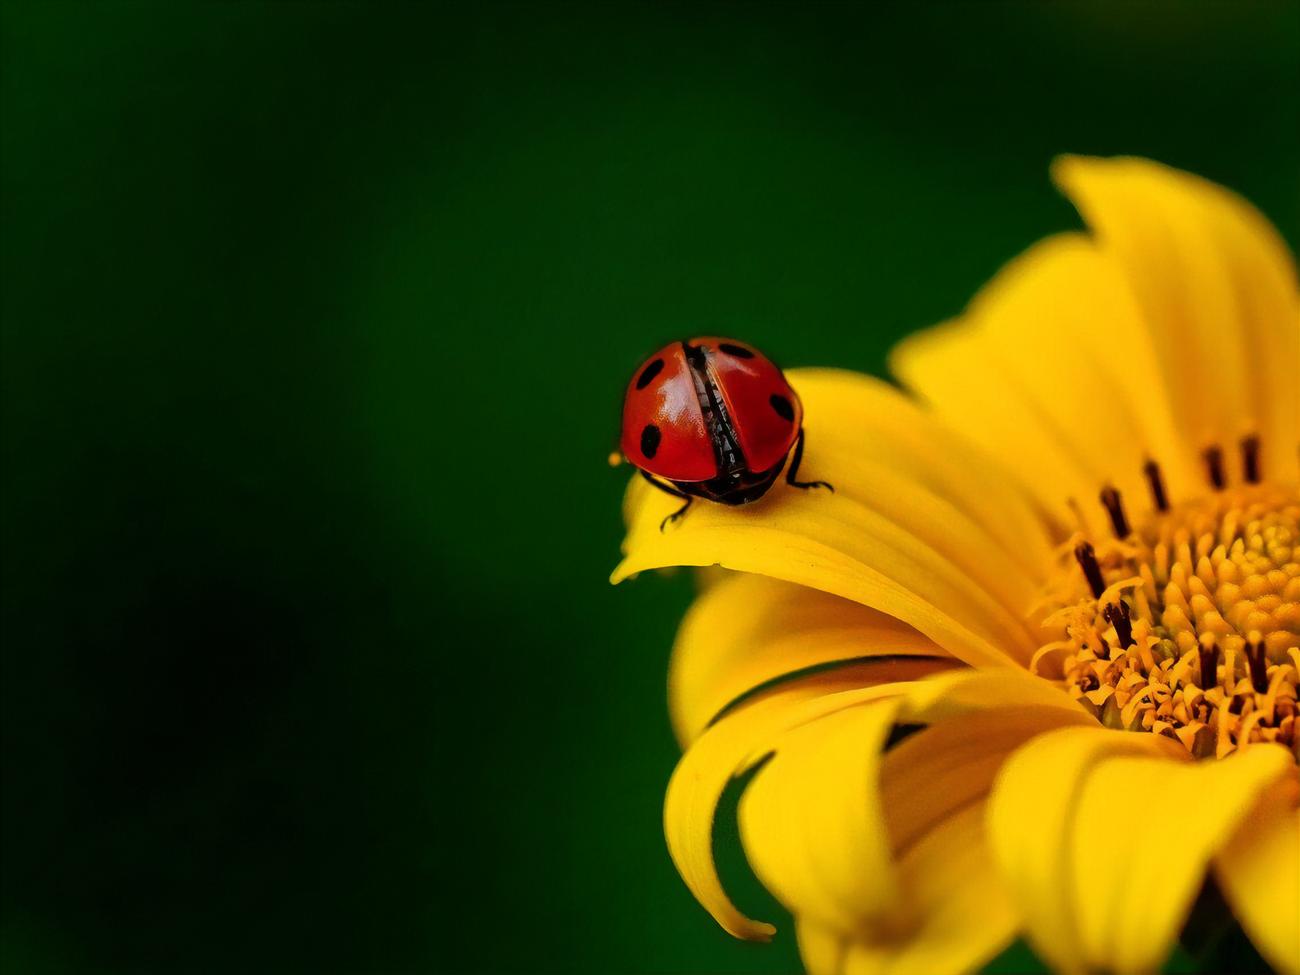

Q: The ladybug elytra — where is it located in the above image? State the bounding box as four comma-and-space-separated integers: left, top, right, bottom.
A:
620, 337, 831, 530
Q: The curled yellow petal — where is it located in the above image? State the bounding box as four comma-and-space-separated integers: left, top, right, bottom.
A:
664, 677, 910, 940
805, 703, 1090, 975
747, 691, 1088, 975
665, 669, 1085, 943
738, 703, 903, 933
670, 572, 953, 745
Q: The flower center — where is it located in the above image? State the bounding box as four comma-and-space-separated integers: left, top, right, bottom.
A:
1033, 452, 1299, 760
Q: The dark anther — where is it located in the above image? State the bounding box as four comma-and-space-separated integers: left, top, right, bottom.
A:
1203, 446, 1225, 490
1198, 639, 1220, 689
1241, 435, 1261, 484
1142, 459, 1169, 512
1099, 486, 1130, 539
1073, 541, 1106, 599
1102, 601, 1134, 650
1245, 639, 1269, 694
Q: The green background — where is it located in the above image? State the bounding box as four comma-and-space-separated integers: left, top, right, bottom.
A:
2, 2, 1296, 973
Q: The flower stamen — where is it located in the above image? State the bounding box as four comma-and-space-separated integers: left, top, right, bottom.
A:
1203, 445, 1226, 490
1246, 636, 1269, 694
1074, 541, 1106, 598
1041, 471, 1299, 758
1241, 435, 1261, 484
1103, 601, 1134, 649
1143, 458, 1170, 512
1199, 637, 1219, 688
1100, 485, 1130, 539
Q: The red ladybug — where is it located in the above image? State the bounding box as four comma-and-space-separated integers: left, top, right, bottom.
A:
620, 337, 831, 529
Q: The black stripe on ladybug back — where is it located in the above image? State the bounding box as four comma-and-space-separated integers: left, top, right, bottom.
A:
682, 341, 747, 477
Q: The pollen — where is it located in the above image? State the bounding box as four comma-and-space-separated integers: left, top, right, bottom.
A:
1034, 469, 1299, 760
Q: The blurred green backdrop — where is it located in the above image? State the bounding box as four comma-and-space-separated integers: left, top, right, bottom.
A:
2, 2, 1296, 973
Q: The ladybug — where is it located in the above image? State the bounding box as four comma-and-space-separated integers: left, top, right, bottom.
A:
620, 337, 832, 530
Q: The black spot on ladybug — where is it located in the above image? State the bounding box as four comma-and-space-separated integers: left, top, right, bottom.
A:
769, 394, 795, 422
640, 424, 661, 459
718, 343, 754, 359
636, 358, 665, 389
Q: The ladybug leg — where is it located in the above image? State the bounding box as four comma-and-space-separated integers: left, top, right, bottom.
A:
639, 470, 694, 531
786, 429, 834, 493
660, 498, 692, 531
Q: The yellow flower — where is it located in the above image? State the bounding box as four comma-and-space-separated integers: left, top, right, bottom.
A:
612, 157, 1299, 975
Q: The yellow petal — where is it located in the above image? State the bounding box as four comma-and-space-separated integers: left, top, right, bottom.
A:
896, 665, 1085, 723
789, 377, 1047, 624
791, 368, 1058, 582
837, 702, 1090, 974
670, 572, 953, 745
664, 677, 910, 940
892, 232, 1193, 525
990, 726, 1293, 974
796, 920, 847, 975
802, 804, 1021, 975
969, 233, 1197, 512
893, 158, 1300, 519
1069, 747, 1292, 972
739, 681, 1078, 933
757, 697, 1080, 974
1216, 774, 1300, 975
880, 704, 1094, 856
614, 471, 1033, 668
1054, 155, 1300, 487
988, 727, 1178, 974
738, 703, 904, 933
665, 668, 1085, 942
855, 804, 1018, 975
665, 670, 1081, 941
